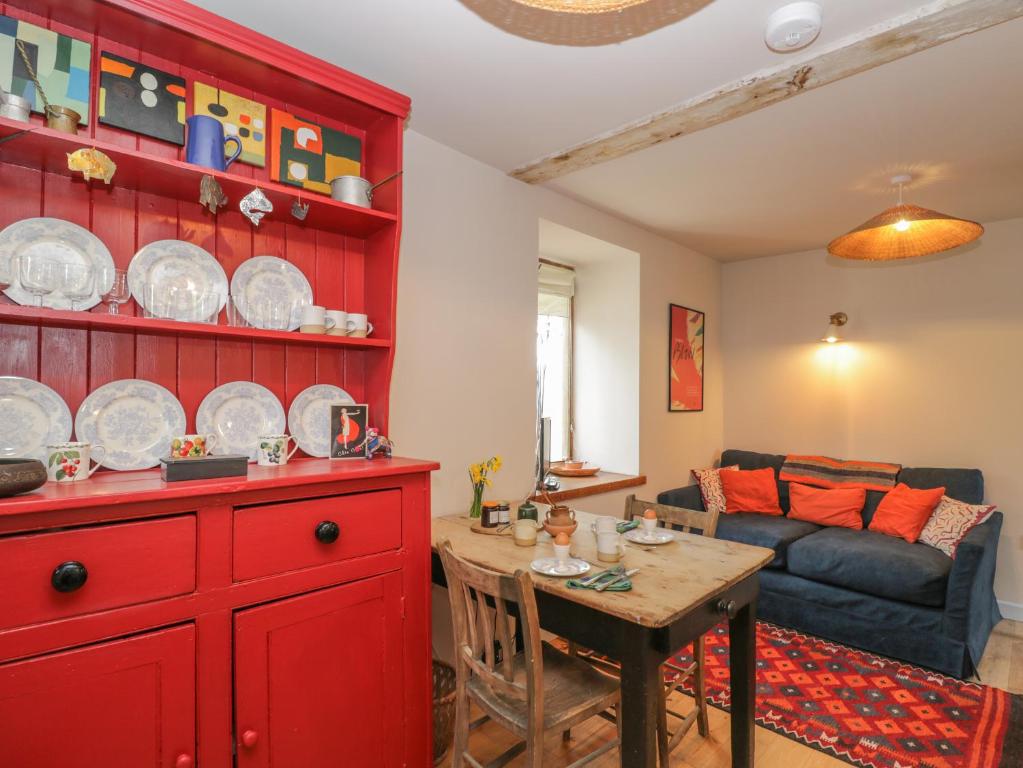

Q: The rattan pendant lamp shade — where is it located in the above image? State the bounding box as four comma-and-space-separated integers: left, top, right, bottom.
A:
510, 0, 651, 12
828, 177, 983, 261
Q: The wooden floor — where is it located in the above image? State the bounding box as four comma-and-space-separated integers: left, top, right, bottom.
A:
449, 619, 1023, 768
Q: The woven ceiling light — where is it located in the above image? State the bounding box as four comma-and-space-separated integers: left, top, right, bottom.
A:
510, 0, 652, 12
828, 175, 983, 261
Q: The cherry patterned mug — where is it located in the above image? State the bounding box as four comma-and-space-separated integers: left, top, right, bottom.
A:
46, 442, 105, 482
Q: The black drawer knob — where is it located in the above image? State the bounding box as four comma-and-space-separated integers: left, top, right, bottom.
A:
716, 599, 738, 619
315, 520, 340, 544
52, 561, 88, 593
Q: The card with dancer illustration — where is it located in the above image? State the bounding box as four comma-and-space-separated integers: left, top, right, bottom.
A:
329, 403, 369, 459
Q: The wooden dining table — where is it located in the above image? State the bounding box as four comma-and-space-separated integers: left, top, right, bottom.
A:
431, 509, 774, 768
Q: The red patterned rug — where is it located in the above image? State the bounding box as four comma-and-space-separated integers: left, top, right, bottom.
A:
665, 622, 1023, 768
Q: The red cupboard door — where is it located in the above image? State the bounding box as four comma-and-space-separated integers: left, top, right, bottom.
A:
235, 574, 404, 768
0, 624, 196, 768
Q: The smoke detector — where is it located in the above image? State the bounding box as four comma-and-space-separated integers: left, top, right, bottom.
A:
765, 2, 823, 52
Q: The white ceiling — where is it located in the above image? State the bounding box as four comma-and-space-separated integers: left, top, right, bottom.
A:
194, 0, 1023, 261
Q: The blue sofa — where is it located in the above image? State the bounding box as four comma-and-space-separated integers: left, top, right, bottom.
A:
658, 449, 1003, 678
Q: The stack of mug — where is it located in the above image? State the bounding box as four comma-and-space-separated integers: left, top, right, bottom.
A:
300, 305, 374, 338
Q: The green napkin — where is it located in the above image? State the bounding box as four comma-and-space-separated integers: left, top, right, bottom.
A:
616, 520, 640, 534
568, 569, 632, 592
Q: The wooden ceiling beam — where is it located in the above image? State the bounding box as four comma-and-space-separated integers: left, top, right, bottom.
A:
510, 0, 1023, 184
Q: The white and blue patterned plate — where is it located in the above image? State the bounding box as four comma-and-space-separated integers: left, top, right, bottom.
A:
0, 376, 73, 463
0, 218, 115, 310
196, 381, 285, 462
230, 256, 312, 331
128, 240, 228, 322
75, 379, 185, 471
287, 384, 355, 458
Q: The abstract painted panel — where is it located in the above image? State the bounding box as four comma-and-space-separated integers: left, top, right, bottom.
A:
193, 83, 266, 167
669, 303, 704, 412
0, 14, 91, 123
269, 108, 361, 195
98, 52, 186, 144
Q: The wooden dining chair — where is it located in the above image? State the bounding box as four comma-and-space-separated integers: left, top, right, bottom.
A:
624, 494, 719, 767
438, 538, 623, 768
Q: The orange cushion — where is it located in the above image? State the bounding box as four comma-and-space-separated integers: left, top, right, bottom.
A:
788, 483, 865, 530
868, 483, 945, 543
720, 468, 783, 516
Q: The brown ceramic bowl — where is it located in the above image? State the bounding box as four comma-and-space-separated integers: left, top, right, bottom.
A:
542, 521, 578, 538
0, 458, 47, 497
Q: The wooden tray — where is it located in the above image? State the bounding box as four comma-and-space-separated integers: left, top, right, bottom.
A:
470, 520, 512, 536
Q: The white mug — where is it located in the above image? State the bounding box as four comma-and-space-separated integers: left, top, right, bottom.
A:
46, 442, 105, 482
513, 518, 540, 547
299, 304, 336, 335
325, 310, 348, 337
594, 516, 618, 534
596, 531, 625, 563
257, 435, 299, 466
346, 313, 374, 338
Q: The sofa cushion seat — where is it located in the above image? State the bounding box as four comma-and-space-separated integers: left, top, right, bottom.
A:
787, 528, 952, 608
715, 513, 820, 568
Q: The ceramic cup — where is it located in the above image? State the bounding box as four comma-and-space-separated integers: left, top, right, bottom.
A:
641, 516, 658, 535
257, 434, 298, 467
170, 433, 217, 459
513, 518, 540, 547
596, 531, 625, 563
594, 516, 618, 534
299, 304, 336, 335
325, 310, 349, 337
552, 540, 571, 566
46, 442, 105, 482
347, 313, 374, 338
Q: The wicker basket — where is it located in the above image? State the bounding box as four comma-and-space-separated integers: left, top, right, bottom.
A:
432, 659, 457, 766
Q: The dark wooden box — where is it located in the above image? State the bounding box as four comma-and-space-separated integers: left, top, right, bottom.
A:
160, 455, 249, 482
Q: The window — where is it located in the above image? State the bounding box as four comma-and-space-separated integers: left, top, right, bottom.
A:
537, 260, 574, 462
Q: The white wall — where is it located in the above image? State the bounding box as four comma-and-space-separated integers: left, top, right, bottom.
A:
721, 217, 1023, 615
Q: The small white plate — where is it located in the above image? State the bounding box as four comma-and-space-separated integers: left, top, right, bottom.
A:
196, 381, 286, 462
287, 384, 355, 458
75, 379, 185, 471
128, 240, 228, 322
0, 218, 115, 310
531, 558, 591, 578
0, 376, 73, 463
624, 528, 677, 545
230, 255, 312, 331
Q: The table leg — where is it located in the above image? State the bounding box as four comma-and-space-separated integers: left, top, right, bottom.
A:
618, 624, 660, 768
729, 596, 757, 768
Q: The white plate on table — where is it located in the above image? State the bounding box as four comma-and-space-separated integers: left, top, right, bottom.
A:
531, 558, 591, 578
0, 376, 73, 463
196, 381, 286, 462
75, 379, 185, 471
0, 218, 115, 310
128, 239, 228, 322
624, 528, 677, 546
287, 384, 355, 458
230, 255, 312, 331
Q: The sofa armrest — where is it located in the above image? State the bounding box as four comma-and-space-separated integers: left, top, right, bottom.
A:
656, 483, 705, 511
942, 512, 1002, 668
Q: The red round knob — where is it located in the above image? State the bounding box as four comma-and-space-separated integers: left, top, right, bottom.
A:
242, 729, 259, 748
175, 756, 194, 768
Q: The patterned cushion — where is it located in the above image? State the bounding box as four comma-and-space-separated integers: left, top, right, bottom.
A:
918, 496, 996, 558
691, 465, 738, 516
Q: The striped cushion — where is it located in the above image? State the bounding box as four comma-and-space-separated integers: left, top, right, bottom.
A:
780, 455, 901, 492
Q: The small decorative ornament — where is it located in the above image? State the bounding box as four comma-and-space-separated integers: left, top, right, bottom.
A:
291, 200, 309, 221
66, 148, 116, 184
199, 174, 227, 214
366, 428, 394, 459
240, 187, 272, 226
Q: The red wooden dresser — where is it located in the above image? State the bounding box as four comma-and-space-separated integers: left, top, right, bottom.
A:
0, 1, 437, 765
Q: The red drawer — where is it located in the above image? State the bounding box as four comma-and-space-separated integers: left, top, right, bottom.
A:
0, 516, 196, 631
233, 490, 402, 581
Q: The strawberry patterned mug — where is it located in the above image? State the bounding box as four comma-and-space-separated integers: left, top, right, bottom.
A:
46, 442, 105, 482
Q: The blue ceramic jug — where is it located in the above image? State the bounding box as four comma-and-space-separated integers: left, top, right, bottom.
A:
185, 115, 242, 171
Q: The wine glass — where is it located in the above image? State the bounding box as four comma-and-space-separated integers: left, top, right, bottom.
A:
19, 254, 57, 307
60, 262, 95, 311
101, 268, 130, 315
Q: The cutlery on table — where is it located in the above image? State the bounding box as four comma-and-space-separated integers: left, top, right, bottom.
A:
578, 566, 623, 588
595, 568, 640, 592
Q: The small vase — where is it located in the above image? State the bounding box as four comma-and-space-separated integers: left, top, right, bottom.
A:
469, 486, 484, 518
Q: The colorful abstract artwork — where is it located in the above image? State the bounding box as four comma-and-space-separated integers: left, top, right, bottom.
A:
269, 108, 361, 195
0, 14, 91, 123
669, 303, 704, 412
193, 83, 266, 167
98, 52, 186, 144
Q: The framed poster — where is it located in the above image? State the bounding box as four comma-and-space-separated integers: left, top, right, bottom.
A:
329, 403, 369, 459
669, 303, 704, 412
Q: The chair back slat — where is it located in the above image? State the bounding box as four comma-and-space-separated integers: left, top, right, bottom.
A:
625, 494, 719, 538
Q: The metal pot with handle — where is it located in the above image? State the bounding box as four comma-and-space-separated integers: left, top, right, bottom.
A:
329, 171, 402, 209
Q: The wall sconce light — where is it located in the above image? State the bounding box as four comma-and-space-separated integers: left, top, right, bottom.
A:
821, 312, 847, 343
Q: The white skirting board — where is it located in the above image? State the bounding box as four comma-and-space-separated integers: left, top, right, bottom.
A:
998, 600, 1023, 622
